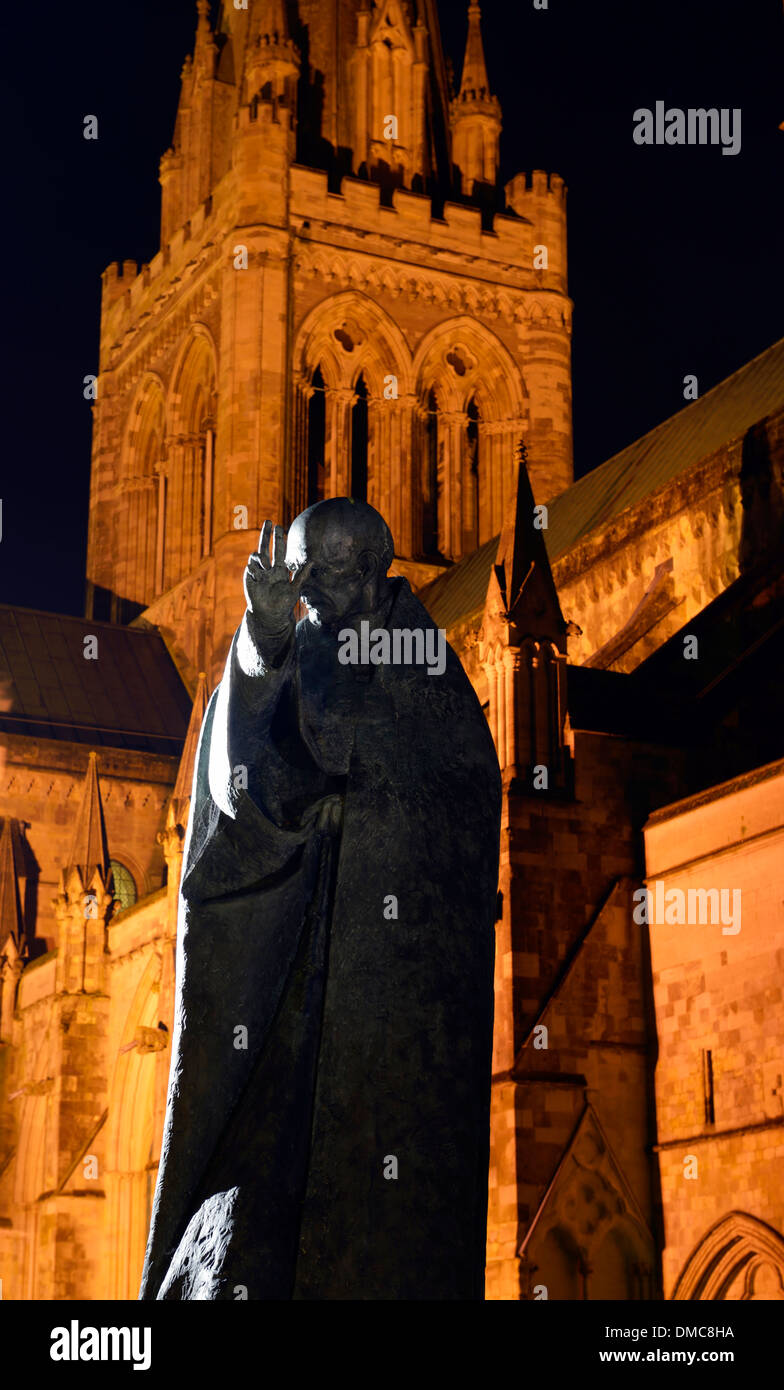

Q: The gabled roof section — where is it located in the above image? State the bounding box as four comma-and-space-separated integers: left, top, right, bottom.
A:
418, 336, 784, 632
418, 535, 498, 629
0, 607, 191, 755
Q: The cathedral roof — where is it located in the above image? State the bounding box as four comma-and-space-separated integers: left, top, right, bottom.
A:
546, 333, 784, 560
0, 607, 191, 755
419, 334, 784, 630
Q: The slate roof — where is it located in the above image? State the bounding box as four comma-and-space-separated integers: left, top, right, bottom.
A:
0, 606, 191, 755
418, 535, 499, 630
420, 335, 784, 630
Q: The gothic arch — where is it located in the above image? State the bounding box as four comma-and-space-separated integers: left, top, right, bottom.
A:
590, 1220, 651, 1300
294, 291, 413, 396
520, 1106, 655, 1300
289, 293, 414, 541
527, 1207, 652, 1302
413, 316, 526, 417
122, 373, 166, 481
164, 327, 217, 589
412, 318, 527, 557
119, 374, 165, 606
673, 1212, 784, 1301
167, 324, 218, 434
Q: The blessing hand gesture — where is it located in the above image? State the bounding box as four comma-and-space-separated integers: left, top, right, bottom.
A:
243, 521, 301, 633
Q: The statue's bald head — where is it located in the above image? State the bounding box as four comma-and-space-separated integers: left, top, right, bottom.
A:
285, 498, 394, 628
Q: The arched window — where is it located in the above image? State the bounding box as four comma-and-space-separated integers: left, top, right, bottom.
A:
422, 388, 439, 557
307, 367, 327, 505
351, 375, 369, 502
110, 860, 138, 912
123, 382, 164, 607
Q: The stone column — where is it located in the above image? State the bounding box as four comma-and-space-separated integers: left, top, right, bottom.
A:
366, 391, 384, 513
494, 652, 507, 771
202, 426, 214, 557
440, 410, 467, 559
485, 644, 499, 754
154, 465, 167, 597
287, 372, 312, 521
410, 399, 429, 560
503, 647, 521, 774
166, 438, 187, 586
394, 393, 417, 558
326, 386, 356, 498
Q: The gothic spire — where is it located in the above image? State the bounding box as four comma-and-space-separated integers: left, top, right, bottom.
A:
66, 752, 110, 886
0, 817, 26, 952
494, 442, 566, 644
458, 2, 492, 101
450, 1, 501, 191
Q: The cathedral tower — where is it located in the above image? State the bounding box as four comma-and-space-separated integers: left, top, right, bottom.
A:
86, 0, 573, 689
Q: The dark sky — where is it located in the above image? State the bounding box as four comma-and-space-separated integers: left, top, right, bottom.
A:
1, 0, 782, 616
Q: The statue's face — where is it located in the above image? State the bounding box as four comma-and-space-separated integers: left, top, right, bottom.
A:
286, 513, 374, 629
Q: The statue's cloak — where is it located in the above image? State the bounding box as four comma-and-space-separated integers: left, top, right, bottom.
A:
139, 577, 501, 1301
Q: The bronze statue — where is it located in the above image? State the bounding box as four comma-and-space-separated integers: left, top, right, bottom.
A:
139, 498, 501, 1300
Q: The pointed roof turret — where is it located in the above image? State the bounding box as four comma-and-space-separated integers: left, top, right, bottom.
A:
66, 752, 110, 885
0, 817, 26, 952
493, 442, 567, 645
169, 672, 209, 829
450, 2, 502, 192
457, 2, 494, 103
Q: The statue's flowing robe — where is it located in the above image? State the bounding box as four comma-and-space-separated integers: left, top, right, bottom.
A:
139, 577, 501, 1301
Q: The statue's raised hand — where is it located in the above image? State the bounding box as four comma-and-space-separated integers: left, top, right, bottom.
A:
244, 521, 300, 633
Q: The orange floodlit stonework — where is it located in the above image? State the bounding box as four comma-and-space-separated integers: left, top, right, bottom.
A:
644, 764, 784, 1300
1, 1, 782, 1301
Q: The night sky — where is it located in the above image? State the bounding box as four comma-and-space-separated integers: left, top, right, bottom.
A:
1, 0, 781, 616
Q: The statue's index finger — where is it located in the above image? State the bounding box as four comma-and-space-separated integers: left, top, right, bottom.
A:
257, 520, 272, 560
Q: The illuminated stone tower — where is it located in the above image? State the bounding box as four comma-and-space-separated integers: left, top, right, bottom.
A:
85, 0, 573, 693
